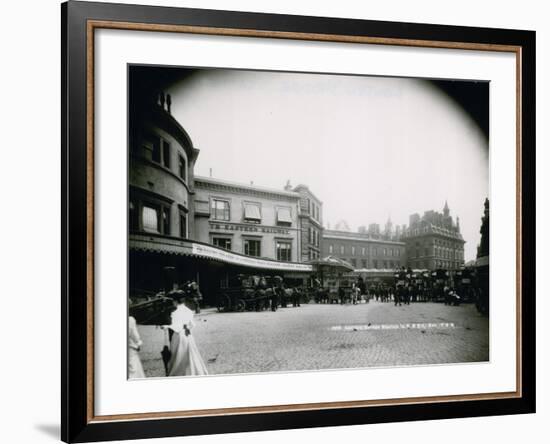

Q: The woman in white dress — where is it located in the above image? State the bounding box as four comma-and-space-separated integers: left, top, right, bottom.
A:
163, 301, 208, 376
128, 316, 146, 379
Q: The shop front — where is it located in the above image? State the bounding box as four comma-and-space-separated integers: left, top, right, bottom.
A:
129, 233, 313, 307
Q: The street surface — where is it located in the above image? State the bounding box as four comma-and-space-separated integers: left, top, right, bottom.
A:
137, 301, 489, 377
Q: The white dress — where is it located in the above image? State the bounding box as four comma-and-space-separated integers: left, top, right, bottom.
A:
164, 304, 208, 376
128, 316, 146, 379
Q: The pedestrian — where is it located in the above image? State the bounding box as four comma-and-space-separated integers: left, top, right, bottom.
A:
395, 285, 403, 306
187, 280, 202, 314
350, 284, 358, 305
292, 286, 301, 307
128, 315, 145, 379
162, 300, 208, 376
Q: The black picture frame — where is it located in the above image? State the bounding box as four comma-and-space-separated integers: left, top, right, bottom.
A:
62, 1, 536, 442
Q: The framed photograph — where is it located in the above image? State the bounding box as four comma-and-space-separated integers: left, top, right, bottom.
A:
62, 1, 535, 442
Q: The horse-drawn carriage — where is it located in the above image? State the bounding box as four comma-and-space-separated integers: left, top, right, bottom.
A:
216, 275, 270, 312
129, 291, 176, 325
454, 268, 477, 303
216, 275, 304, 312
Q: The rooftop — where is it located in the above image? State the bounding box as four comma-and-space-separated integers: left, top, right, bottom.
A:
323, 229, 406, 245
194, 175, 301, 199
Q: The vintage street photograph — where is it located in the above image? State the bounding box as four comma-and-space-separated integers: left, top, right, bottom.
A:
127, 65, 490, 379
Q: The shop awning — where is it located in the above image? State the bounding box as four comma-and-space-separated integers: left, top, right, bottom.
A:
130, 233, 312, 272
244, 203, 261, 221
277, 207, 292, 224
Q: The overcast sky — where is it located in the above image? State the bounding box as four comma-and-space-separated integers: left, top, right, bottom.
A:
167, 70, 488, 261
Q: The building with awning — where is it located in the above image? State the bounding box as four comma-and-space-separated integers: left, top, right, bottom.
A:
129, 233, 313, 305
193, 176, 304, 263
130, 233, 312, 272
128, 70, 322, 306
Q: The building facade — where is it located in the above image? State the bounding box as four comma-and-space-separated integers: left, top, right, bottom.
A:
322, 229, 406, 269
193, 177, 303, 262
292, 184, 323, 262
127, 90, 314, 302
129, 91, 199, 244
401, 202, 465, 270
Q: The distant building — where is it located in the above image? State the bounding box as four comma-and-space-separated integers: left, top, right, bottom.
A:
400, 201, 465, 270
322, 229, 406, 270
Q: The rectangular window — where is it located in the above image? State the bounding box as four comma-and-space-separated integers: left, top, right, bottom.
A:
383, 248, 387, 256
244, 239, 261, 257
178, 155, 187, 181
340, 245, 345, 255
350, 258, 357, 267
329, 244, 333, 254
151, 137, 161, 163
276, 241, 292, 261
362, 259, 368, 268
179, 212, 187, 239
211, 199, 230, 221
213, 237, 232, 250
162, 207, 170, 235
351, 246, 356, 255
142, 205, 159, 233
162, 140, 170, 168
362, 247, 366, 256
373, 260, 378, 269
244, 202, 261, 223
373, 247, 377, 256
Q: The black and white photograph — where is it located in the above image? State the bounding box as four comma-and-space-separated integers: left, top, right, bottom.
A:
128, 65, 490, 379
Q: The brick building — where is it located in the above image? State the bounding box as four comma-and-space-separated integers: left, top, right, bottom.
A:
401, 201, 465, 270
322, 229, 406, 270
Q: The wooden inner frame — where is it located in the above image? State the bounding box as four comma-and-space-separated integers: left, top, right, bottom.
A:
86, 19, 523, 423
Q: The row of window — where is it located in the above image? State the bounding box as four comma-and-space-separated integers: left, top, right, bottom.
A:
212, 237, 292, 261
306, 198, 320, 222
343, 258, 402, 269
309, 249, 320, 260
210, 199, 293, 226
308, 227, 320, 247
410, 260, 463, 269
435, 247, 463, 260
144, 134, 188, 183
328, 244, 402, 257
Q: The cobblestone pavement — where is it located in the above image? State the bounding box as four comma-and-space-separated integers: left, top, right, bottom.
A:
137, 301, 489, 377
